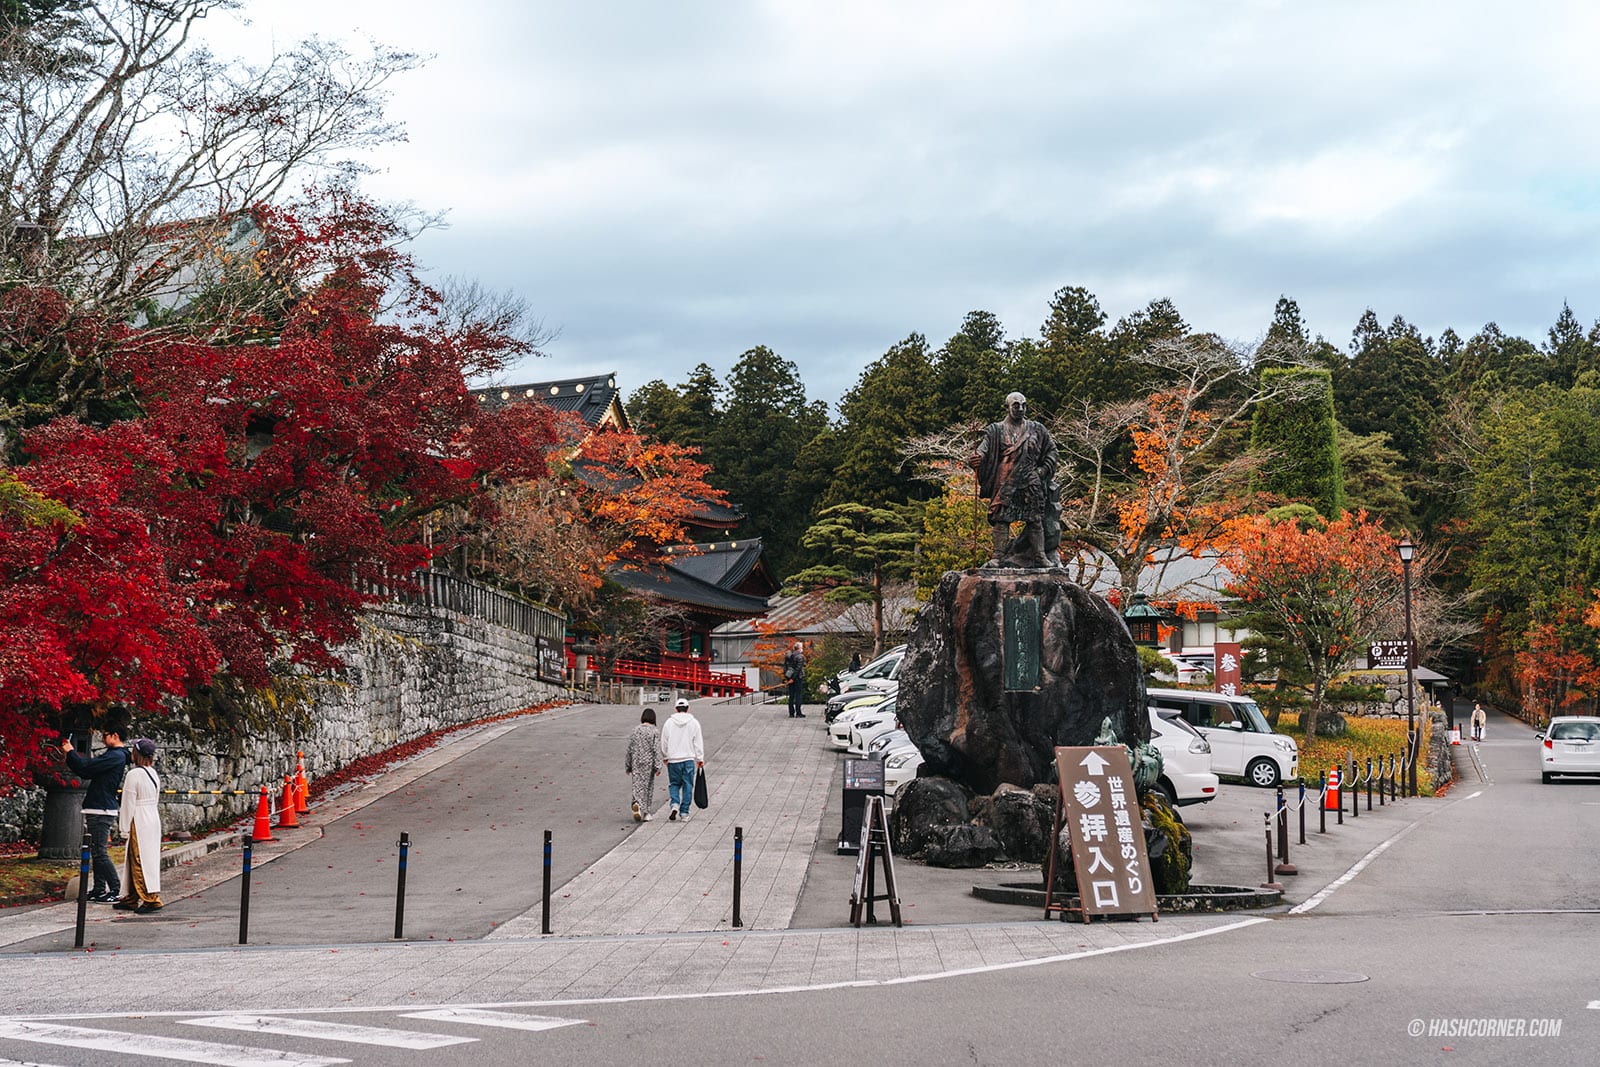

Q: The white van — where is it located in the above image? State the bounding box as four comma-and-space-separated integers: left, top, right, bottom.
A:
1147, 687, 1298, 787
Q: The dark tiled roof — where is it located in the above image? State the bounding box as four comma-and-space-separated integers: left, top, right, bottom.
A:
473, 373, 628, 429
662, 540, 766, 591
610, 563, 771, 619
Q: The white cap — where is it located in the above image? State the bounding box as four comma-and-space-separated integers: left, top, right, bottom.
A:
675, 697, 690, 709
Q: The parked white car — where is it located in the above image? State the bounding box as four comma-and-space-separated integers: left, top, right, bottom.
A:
1146, 706, 1218, 808
1539, 716, 1600, 782
882, 743, 924, 795
847, 701, 901, 755
825, 681, 896, 722
830, 644, 906, 695
829, 697, 891, 748
1147, 687, 1298, 787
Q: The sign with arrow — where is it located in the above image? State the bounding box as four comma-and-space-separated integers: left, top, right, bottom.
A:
1050, 745, 1159, 919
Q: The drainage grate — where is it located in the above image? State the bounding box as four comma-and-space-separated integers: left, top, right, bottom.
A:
1251, 969, 1369, 984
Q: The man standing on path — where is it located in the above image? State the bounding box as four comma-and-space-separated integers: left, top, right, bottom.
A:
660, 698, 704, 822
783, 640, 807, 718
60, 709, 131, 903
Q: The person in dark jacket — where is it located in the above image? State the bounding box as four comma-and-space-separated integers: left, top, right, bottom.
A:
782, 640, 807, 718
61, 712, 132, 903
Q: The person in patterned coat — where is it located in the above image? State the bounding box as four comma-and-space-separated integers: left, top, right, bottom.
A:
626, 708, 663, 821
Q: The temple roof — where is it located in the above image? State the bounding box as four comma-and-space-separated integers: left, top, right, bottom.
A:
473, 373, 629, 430
662, 539, 775, 595
609, 563, 771, 619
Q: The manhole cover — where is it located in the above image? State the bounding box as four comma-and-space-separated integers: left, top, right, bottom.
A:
1251, 969, 1369, 984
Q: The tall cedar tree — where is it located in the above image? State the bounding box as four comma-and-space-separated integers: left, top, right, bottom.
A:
823, 335, 941, 510
1249, 367, 1344, 518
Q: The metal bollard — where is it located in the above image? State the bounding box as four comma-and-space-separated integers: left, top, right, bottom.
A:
1349, 755, 1358, 819
732, 826, 744, 929
1276, 785, 1288, 862
239, 839, 252, 945
541, 830, 552, 935
73, 833, 90, 949
1261, 813, 1283, 890
393, 832, 409, 940
1318, 771, 1327, 834
1298, 780, 1307, 845
1391, 754, 1400, 800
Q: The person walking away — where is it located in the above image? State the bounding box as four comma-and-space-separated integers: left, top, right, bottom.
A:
783, 640, 807, 718
1471, 702, 1487, 742
660, 698, 704, 822
115, 738, 163, 913
60, 713, 131, 904
626, 709, 663, 821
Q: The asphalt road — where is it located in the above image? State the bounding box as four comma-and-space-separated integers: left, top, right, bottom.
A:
2, 705, 1595, 1065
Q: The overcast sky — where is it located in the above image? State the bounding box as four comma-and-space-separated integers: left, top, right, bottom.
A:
206, 1, 1600, 409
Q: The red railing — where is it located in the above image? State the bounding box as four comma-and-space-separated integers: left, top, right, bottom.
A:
608, 656, 749, 694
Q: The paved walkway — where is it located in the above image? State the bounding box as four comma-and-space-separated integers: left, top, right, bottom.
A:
492, 704, 837, 937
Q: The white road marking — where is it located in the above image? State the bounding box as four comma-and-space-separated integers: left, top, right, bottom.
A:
0, 1021, 347, 1067
183, 1016, 473, 1050
0, 1057, 70, 1066
1587, 1000, 1600, 1009
1291, 791, 1471, 914
402, 1008, 585, 1032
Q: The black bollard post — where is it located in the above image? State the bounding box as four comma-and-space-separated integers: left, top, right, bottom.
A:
732, 826, 744, 929
73, 832, 90, 949
1261, 813, 1283, 891
393, 832, 410, 940
1276, 785, 1287, 863
239, 839, 252, 945
1318, 771, 1327, 834
1336, 766, 1344, 825
1368, 757, 1375, 809
1391, 754, 1400, 800
541, 830, 552, 935
1298, 780, 1307, 845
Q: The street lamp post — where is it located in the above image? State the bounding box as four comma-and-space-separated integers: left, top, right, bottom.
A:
1398, 537, 1417, 796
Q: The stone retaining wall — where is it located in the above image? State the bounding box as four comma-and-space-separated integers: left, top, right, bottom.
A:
2, 596, 566, 839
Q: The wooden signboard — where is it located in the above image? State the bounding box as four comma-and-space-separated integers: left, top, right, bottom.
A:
1213, 642, 1242, 696
535, 636, 566, 684
1046, 746, 1159, 921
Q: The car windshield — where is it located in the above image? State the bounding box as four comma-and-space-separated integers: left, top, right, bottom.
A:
1235, 700, 1271, 732
1550, 721, 1600, 741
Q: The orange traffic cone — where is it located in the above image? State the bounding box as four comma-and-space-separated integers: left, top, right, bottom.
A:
1449, 726, 1461, 746
251, 786, 275, 842
294, 752, 311, 814
1322, 766, 1341, 811
276, 773, 300, 828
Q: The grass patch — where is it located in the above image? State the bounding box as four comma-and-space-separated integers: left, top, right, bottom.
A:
1277, 712, 1435, 795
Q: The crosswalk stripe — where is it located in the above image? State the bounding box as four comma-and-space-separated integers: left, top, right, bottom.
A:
183, 1016, 474, 1050
0, 1021, 348, 1067
0, 1057, 71, 1066
401, 1008, 586, 1032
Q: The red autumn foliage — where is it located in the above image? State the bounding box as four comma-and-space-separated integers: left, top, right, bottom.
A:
0, 193, 563, 790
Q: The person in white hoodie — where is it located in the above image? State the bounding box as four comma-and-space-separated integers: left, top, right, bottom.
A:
659, 698, 704, 822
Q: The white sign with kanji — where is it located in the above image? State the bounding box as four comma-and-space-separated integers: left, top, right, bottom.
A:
1055, 745, 1159, 918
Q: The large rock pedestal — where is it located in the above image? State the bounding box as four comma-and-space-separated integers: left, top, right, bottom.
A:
898, 569, 1149, 794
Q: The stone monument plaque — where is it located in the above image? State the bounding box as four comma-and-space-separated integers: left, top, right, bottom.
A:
1002, 595, 1041, 692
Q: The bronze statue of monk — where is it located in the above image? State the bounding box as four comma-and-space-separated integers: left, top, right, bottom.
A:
970, 391, 1060, 568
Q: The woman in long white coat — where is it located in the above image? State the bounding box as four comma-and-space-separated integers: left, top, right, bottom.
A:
115, 738, 163, 914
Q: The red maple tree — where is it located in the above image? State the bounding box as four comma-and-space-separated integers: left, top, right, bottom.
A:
0, 193, 563, 789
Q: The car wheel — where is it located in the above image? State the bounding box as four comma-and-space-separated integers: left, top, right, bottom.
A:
1541, 772, 1552, 783
1246, 757, 1280, 788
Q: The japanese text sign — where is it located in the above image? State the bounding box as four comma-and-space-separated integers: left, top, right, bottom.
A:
1214, 642, 1242, 696
1054, 746, 1158, 917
